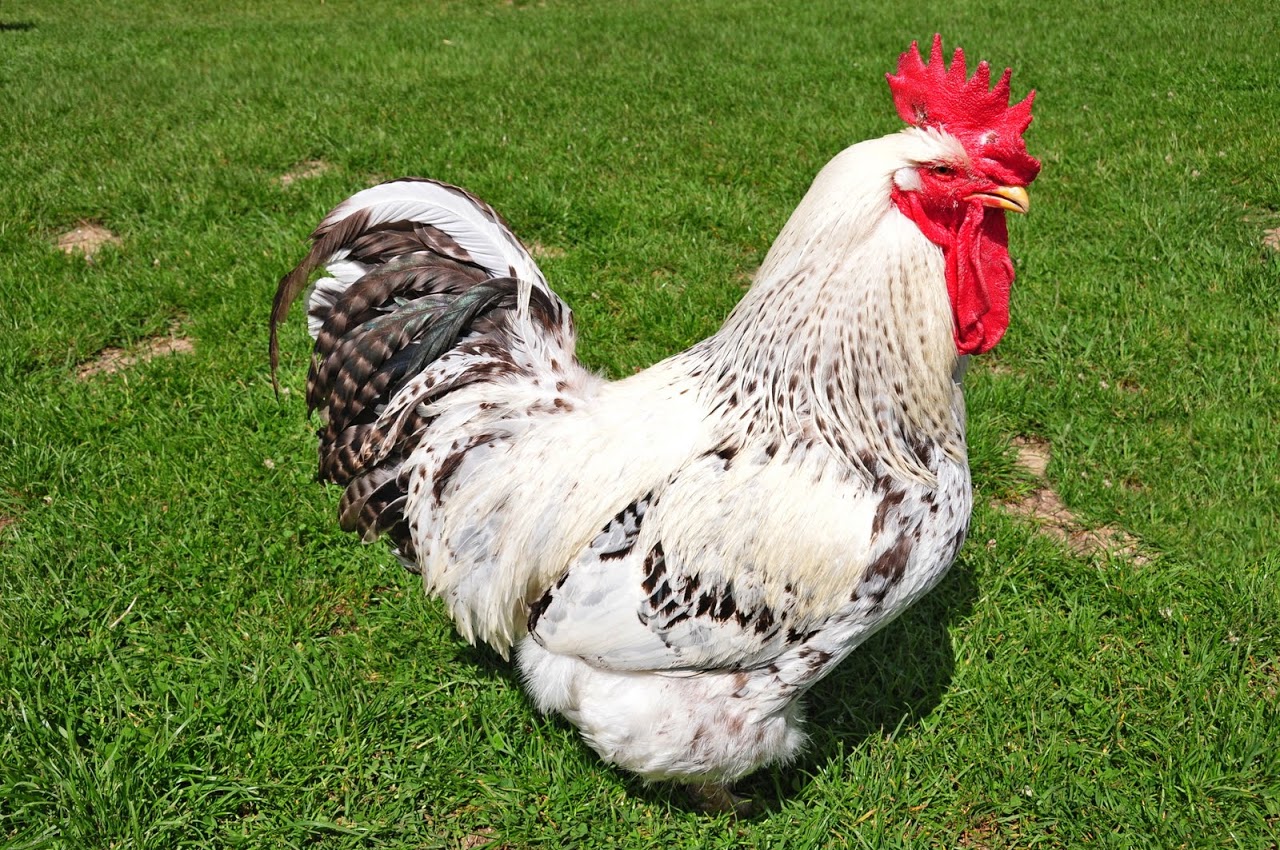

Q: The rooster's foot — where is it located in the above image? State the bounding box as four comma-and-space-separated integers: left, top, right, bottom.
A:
688, 782, 754, 818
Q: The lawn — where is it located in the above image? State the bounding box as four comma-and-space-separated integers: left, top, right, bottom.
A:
1, 0, 1277, 847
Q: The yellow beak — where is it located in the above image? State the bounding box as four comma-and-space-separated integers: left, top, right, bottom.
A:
967, 185, 1030, 214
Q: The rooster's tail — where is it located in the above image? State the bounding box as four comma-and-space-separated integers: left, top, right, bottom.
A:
270, 178, 577, 564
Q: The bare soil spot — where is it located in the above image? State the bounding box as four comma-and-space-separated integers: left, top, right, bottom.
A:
278, 160, 331, 187
460, 827, 498, 849
1001, 436, 1149, 564
1242, 206, 1280, 255
1004, 488, 1147, 563
527, 241, 566, 260
957, 813, 1005, 848
1264, 227, 1280, 253
735, 265, 760, 288
77, 323, 194, 380
56, 222, 121, 260
1011, 435, 1051, 478
1114, 377, 1144, 394
0, 515, 15, 534
324, 600, 358, 637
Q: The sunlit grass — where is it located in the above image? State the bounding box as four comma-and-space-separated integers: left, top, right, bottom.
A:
1, 1, 1277, 847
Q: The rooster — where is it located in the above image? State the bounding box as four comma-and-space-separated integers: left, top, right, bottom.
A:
270, 35, 1039, 813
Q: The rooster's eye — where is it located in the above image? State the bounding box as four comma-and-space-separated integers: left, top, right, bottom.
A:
931, 164, 955, 177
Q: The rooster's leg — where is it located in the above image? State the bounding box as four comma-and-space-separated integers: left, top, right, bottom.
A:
687, 782, 754, 818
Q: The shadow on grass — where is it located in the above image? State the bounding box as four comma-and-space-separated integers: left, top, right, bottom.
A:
750, 557, 978, 812
671, 559, 977, 816
452, 556, 979, 816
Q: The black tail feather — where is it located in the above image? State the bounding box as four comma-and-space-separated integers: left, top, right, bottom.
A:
308, 256, 489, 408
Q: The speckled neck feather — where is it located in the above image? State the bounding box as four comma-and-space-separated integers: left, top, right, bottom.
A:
693, 138, 966, 485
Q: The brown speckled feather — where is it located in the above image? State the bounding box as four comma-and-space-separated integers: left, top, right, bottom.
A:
271, 178, 571, 554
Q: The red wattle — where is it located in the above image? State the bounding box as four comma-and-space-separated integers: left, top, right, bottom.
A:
949, 204, 1012, 355
892, 189, 1014, 356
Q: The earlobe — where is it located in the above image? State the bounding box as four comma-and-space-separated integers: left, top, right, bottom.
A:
892, 167, 922, 192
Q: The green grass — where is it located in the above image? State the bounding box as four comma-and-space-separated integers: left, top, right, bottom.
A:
1, 0, 1278, 846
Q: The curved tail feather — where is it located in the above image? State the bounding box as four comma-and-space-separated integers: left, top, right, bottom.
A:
270, 178, 578, 561
270, 177, 562, 386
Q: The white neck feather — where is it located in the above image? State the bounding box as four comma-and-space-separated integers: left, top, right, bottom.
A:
697, 135, 966, 482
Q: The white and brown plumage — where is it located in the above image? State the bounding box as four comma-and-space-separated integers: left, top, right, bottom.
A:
270, 36, 1039, 810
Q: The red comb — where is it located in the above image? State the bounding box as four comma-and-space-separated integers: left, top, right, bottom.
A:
886, 35, 1040, 185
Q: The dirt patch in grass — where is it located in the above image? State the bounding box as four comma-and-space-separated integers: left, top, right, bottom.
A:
527, 241, 566, 260
1263, 227, 1280, 253
460, 827, 499, 849
1011, 435, 1050, 477
278, 160, 331, 187
734, 265, 760, 288
77, 323, 194, 380
56, 222, 121, 260
316, 599, 358, 637
957, 816, 999, 848
0, 515, 15, 535
951, 808, 1029, 849
1002, 436, 1148, 564
1242, 206, 1280, 254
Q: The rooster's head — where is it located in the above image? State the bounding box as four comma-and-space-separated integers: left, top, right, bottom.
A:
886, 34, 1041, 355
